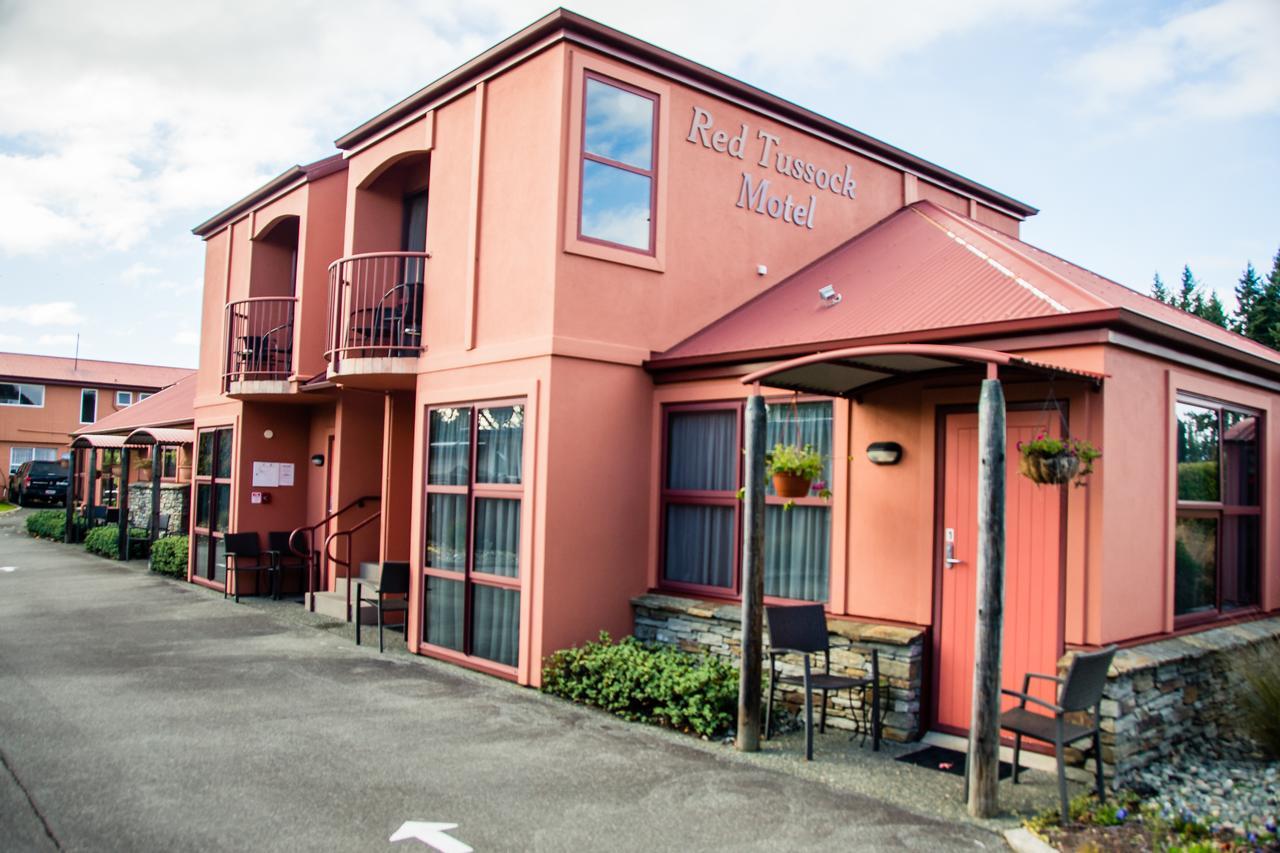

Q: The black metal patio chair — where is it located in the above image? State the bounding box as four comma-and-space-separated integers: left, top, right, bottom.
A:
267, 531, 307, 601
764, 603, 881, 760
355, 561, 410, 653
223, 532, 276, 603
1000, 645, 1118, 822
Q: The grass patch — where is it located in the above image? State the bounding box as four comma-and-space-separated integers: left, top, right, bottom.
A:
0, 501, 16, 513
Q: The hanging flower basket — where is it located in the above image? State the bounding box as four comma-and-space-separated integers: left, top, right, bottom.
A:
765, 442, 828, 501
1017, 436, 1100, 487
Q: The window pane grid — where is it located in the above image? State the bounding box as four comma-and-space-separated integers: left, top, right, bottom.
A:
578, 72, 658, 254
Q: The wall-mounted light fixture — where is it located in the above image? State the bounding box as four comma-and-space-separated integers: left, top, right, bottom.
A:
263, 429, 274, 440
866, 442, 903, 465
310, 454, 325, 467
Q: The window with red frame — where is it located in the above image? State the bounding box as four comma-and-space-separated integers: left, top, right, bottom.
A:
423, 402, 524, 670
579, 72, 658, 254
1174, 397, 1261, 621
660, 400, 832, 602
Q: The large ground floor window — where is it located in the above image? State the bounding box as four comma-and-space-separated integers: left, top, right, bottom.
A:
191, 427, 233, 584
422, 401, 524, 670
660, 398, 832, 602
9, 446, 58, 474
1174, 396, 1261, 622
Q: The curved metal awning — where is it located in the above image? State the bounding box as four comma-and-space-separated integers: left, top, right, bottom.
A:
70, 434, 128, 450
740, 343, 1105, 399
124, 427, 195, 446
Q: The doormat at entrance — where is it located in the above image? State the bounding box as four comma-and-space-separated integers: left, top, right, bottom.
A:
894, 745, 1012, 779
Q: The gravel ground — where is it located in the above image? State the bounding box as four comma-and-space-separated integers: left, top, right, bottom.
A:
1131, 735, 1279, 839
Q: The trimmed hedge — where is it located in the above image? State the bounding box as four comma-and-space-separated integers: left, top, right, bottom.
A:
25, 509, 66, 541
542, 632, 738, 737
84, 524, 149, 560
149, 536, 189, 578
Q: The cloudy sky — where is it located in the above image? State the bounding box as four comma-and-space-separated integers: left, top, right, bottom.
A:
1, 0, 1277, 368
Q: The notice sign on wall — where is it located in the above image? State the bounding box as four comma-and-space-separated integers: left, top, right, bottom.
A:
251, 462, 295, 488
686, 106, 857, 231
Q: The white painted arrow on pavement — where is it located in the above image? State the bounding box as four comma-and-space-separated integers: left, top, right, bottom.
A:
0, 566, 17, 572
389, 821, 473, 853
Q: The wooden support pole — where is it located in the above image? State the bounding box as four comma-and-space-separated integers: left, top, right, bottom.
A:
150, 447, 163, 542
117, 447, 131, 561
86, 449, 98, 529
63, 449, 77, 543
967, 377, 1007, 818
737, 392, 766, 752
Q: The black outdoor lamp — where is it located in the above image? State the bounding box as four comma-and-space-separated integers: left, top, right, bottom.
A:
866, 442, 903, 465
310, 454, 325, 467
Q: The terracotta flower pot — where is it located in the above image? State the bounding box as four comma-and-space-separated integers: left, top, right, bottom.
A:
771, 472, 812, 497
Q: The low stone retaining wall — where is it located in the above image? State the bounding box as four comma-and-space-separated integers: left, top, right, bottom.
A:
127, 483, 189, 534
1092, 615, 1280, 784
632, 593, 925, 742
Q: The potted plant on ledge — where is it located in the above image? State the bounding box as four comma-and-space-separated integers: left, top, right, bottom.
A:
1017, 435, 1100, 487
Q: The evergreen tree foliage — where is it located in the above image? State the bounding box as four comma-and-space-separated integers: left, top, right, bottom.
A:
1233, 262, 1264, 336
1176, 265, 1199, 312
1259, 248, 1280, 349
1151, 272, 1171, 304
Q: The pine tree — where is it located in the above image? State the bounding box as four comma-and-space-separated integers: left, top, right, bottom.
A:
1176, 265, 1199, 312
1259, 248, 1280, 349
1200, 291, 1227, 328
1233, 262, 1264, 337
1151, 272, 1170, 303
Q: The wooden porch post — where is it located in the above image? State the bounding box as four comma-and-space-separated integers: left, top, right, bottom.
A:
63, 449, 77, 543
736, 390, 766, 752
967, 375, 1007, 817
117, 447, 131, 561
86, 449, 98, 528
150, 447, 163, 542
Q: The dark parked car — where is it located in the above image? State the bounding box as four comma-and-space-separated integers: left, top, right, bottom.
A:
9, 460, 70, 507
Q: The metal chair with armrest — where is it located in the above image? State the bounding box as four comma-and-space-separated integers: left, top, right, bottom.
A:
1000, 645, 1118, 822
223, 532, 277, 603
355, 561, 410, 653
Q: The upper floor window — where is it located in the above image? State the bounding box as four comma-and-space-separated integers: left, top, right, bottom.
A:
116, 391, 133, 407
138, 392, 152, 401
9, 446, 57, 473
79, 389, 97, 424
1174, 397, 1261, 621
0, 382, 44, 407
579, 73, 658, 254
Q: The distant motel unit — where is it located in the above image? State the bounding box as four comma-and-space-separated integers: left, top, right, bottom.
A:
191, 11, 1278, 734
0, 352, 191, 485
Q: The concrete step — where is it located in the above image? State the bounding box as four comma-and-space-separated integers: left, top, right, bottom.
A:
312, 590, 380, 624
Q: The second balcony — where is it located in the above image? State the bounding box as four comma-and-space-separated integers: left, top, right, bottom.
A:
326, 252, 428, 386
224, 297, 296, 396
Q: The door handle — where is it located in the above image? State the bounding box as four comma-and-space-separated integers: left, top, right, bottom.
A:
944, 540, 963, 569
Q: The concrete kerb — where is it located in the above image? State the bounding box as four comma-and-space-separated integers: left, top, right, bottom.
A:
11, 518, 1079, 838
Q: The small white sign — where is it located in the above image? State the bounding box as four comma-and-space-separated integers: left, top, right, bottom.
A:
251, 461, 279, 488
279, 463, 295, 487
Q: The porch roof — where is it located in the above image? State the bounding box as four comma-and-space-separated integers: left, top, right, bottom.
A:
124, 427, 195, 446
70, 434, 128, 450
740, 343, 1105, 400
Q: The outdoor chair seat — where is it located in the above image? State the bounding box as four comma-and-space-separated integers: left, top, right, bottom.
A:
223, 532, 276, 603
999, 707, 1092, 745
355, 561, 410, 653
267, 531, 307, 600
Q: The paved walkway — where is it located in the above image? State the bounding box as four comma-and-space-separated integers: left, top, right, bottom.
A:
0, 511, 1005, 851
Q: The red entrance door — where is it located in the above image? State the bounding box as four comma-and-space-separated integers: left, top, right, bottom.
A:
934, 409, 1064, 734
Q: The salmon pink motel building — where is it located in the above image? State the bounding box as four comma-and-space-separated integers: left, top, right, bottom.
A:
189, 9, 1279, 770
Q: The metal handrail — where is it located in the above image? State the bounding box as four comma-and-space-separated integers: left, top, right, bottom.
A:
323, 510, 382, 622
223, 296, 297, 391
289, 495, 380, 611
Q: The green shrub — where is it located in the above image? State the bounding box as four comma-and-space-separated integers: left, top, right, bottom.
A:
1236, 644, 1280, 758
83, 524, 149, 560
149, 536, 189, 578
541, 632, 738, 737
25, 509, 66, 541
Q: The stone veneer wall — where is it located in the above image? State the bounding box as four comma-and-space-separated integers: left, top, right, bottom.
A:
127, 483, 189, 534
632, 593, 925, 742
1093, 615, 1280, 784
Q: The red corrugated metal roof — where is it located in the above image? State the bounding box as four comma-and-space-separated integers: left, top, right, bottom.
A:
653, 201, 1280, 370
73, 374, 195, 437
0, 352, 192, 388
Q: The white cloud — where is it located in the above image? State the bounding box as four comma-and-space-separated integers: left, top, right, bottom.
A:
36, 333, 77, 346
171, 329, 200, 346
120, 262, 161, 284
0, 302, 85, 326
0, 333, 23, 347
1066, 0, 1280, 121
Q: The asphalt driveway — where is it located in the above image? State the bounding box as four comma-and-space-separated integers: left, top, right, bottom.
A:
0, 510, 1000, 852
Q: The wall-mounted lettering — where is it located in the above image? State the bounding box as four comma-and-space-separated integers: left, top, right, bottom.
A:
686, 106, 856, 230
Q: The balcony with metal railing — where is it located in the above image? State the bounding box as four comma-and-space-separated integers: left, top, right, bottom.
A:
325, 252, 428, 385
223, 297, 297, 396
